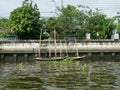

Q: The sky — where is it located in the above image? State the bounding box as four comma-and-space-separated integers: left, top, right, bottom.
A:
0, 0, 120, 18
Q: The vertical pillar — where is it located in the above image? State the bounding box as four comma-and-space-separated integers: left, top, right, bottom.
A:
112, 52, 115, 57
100, 52, 104, 60
111, 52, 116, 61
100, 52, 104, 57
112, 52, 115, 59
1, 54, 5, 61
44, 53, 47, 57
24, 54, 28, 61
88, 52, 92, 59
88, 52, 92, 57
13, 54, 17, 62
35, 53, 38, 57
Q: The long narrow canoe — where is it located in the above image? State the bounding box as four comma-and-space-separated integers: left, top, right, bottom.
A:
34, 55, 85, 61
69, 55, 86, 60
34, 57, 64, 61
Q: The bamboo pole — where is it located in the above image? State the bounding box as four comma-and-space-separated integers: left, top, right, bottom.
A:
65, 39, 68, 57
54, 29, 57, 58
39, 29, 42, 57
48, 38, 51, 58
75, 38, 79, 57
60, 40, 62, 57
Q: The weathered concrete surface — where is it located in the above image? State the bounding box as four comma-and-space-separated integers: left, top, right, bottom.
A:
0, 39, 120, 54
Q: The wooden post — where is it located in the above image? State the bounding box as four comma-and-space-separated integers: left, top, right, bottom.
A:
24, 54, 28, 61
13, 54, 17, 61
48, 38, 51, 58
100, 52, 104, 57
54, 29, 57, 58
88, 52, 92, 57
64, 39, 68, 57
112, 52, 115, 57
1, 54, 4, 61
60, 40, 62, 57
39, 29, 42, 57
75, 38, 79, 57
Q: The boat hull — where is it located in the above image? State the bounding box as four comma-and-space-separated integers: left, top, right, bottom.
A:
34, 55, 85, 61
34, 57, 64, 61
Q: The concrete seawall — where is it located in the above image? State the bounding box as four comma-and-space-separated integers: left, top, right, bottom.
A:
0, 39, 120, 53
0, 39, 120, 61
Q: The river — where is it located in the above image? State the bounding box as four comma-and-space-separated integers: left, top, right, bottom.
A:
0, 56, 120, 90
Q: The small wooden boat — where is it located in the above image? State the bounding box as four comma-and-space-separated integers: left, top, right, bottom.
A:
69, 55, 86, 60
35, 29, 65, 61
34, 57, 64, 61
34, 29, 85, 61
34, 55, 85, 61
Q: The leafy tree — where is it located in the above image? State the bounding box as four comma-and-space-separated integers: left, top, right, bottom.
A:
45, 17, 58, 38
0, 18, 10, 38
88, 11, 115, 39
56, 5, 87, 39
0, 33, 7, 38
0, 18, 10, 30
9, 0, 40, 39
43, 3, 115, 39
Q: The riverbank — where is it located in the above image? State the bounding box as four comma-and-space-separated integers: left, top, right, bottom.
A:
0, 39, 120, 60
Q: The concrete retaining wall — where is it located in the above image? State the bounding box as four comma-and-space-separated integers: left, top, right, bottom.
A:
1, 39, 120, 61
0, 39, 120, 54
